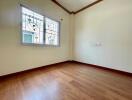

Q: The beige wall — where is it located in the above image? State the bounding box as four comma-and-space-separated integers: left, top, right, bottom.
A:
69, 14, 75, 60
0, 0, 71, 76
1, 0, 132, 76
74, 0, 132, 73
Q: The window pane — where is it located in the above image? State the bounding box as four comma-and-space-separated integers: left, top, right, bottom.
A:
22, 7, 44, 44
23, 31, 33, 43
45, 18, 59, 45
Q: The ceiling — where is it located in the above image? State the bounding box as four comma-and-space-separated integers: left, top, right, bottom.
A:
56, 0, 98, 12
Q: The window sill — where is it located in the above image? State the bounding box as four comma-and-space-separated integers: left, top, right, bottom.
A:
21, 43, 60, 47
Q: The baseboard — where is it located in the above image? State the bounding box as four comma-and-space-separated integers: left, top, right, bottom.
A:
0, 60, 131, 79
72, 60, 132, 77
0, 61, 70, 79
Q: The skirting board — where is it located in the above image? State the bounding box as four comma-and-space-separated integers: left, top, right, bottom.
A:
0, 60, 131, 79
0, 61, 70, 79
72, 60, 132, 77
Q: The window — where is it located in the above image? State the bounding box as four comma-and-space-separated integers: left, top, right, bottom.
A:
22, 7, 44, 44
21, 6, 60, 46
45, 18, 59, 45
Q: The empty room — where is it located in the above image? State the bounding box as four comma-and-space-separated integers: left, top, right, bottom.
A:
0, 0, 132, 100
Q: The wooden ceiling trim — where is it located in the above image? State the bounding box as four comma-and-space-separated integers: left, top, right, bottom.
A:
74, 0, 103, 14
51, 0, 103, 14
51, 0, 72, 14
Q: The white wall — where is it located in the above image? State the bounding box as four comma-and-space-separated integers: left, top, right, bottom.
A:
0, 0, 71, 76
74, 0, 132, 73
1, 0, 132, 76
69, 14, 75, 60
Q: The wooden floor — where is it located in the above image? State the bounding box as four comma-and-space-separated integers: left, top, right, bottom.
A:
0, 62, 132, 100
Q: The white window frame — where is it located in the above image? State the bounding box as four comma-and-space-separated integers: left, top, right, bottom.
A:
20, 4, 60, 47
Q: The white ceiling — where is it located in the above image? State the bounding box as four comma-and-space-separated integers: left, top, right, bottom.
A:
56, 0, 97, 12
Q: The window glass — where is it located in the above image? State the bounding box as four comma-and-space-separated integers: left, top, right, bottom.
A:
22, 7, 44, 44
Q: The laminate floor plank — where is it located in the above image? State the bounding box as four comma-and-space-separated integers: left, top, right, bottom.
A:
0, 62, 132, 100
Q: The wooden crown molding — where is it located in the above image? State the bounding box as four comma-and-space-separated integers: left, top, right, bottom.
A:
51, 0, 72, 14
51, 0, 103, 14
74, 0, 103, 14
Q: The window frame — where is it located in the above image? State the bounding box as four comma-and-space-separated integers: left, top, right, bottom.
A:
20, 4, 60, 47
44, 17, 61, 46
